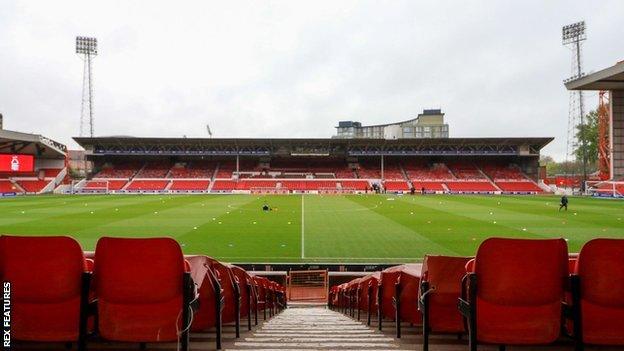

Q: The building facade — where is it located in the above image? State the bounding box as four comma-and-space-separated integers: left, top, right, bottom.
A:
334, 109, 449, 139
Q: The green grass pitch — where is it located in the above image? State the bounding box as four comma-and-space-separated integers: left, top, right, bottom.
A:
0, 194, 622, 263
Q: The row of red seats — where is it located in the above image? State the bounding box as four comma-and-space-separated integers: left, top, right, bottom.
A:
330, 238, 624, 350
0, 235, 286, 351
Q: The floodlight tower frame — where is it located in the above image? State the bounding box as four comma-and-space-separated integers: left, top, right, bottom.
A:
562, 21, 587, 190
76, 36, 98, 137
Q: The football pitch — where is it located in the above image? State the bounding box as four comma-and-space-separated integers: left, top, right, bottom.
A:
0, 194, 622, 263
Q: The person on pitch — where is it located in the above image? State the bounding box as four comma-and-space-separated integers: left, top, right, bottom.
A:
559, 195, 568, 211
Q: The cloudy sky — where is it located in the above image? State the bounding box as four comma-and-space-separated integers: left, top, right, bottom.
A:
1, 1, 623, 159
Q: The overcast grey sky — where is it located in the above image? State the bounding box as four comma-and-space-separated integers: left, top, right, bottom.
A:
1, 1, 623, 159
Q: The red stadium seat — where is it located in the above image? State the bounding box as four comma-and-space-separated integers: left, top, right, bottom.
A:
419, 255, 472, 350
187, 255, 225, 349
458, 238, 568, 350
0, 235, 90, 348
357, 273, 380, 326
93, 237, 196, 350
203, 257, 242, 337
569, 239, 624, 349
169, 180, 210, 191
230, 265, 255, 332
379, 264, 422, 337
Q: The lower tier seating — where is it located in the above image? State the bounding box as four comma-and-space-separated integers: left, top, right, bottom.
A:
445, 181, 497, 192
125, 180, 170, 191
169, 180, 210, 191
84, 180, 128, 190
0, 180, 20, 193
16, 180, 51, 193
496, 181, 542, 192
383, 180, 410, 191
411, 181, 445, 191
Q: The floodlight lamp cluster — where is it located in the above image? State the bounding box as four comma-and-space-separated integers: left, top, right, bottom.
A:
76, 36, 98, 55
562, 21, 586, 44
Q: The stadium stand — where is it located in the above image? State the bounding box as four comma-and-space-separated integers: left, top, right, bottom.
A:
169, 161, 216, 178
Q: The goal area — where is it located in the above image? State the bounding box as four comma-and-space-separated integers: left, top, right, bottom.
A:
585, 180, 624, 198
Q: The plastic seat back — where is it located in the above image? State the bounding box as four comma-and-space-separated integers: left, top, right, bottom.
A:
420, 255, 472, 332
94, 237, 185, 342
576, 238, 624, 345
0, 235, 86, 342
475, 237, 568, 344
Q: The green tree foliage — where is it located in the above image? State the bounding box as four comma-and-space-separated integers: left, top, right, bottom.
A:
574, 110, 599, 170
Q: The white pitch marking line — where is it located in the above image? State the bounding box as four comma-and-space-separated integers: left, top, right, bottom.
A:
301, 195, 305, 259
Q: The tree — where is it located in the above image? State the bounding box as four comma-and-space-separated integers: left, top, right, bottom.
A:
574, 109, 599, 173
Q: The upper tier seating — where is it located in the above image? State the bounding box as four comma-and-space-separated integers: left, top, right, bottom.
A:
41, 168, 63, 177
126, 180, 170, 191
570, 238, 624, 348
419, 255, 472, 348
481, 164, 527, 180
459, 238, 568, 348
0, 235, 89, 345
94, 162, 142, 178
445, 181, 497, 192
16, 180, 50, 193
169, 161, 216, 178
496, 181, 542, 192
136, 161, 171, 178
169, 180, 210, 191
0, 179, 20, 193
447, 162, 486, 180
93, 237, 195, 348
405, 163, 455, 181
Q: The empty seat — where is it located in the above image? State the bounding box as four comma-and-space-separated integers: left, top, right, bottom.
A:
0, 235, 90, 347
569, 238, 624, 348
93, 237, 195, 349
187, 255, 225, 349
419, 255, 472, 350
458, 238, 568, 350
379, 264, 422, 337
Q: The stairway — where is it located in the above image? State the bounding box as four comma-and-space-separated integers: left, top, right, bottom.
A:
228, 307, 410, 350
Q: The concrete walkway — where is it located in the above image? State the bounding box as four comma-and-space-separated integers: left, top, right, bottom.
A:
228, 306, 411, 350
